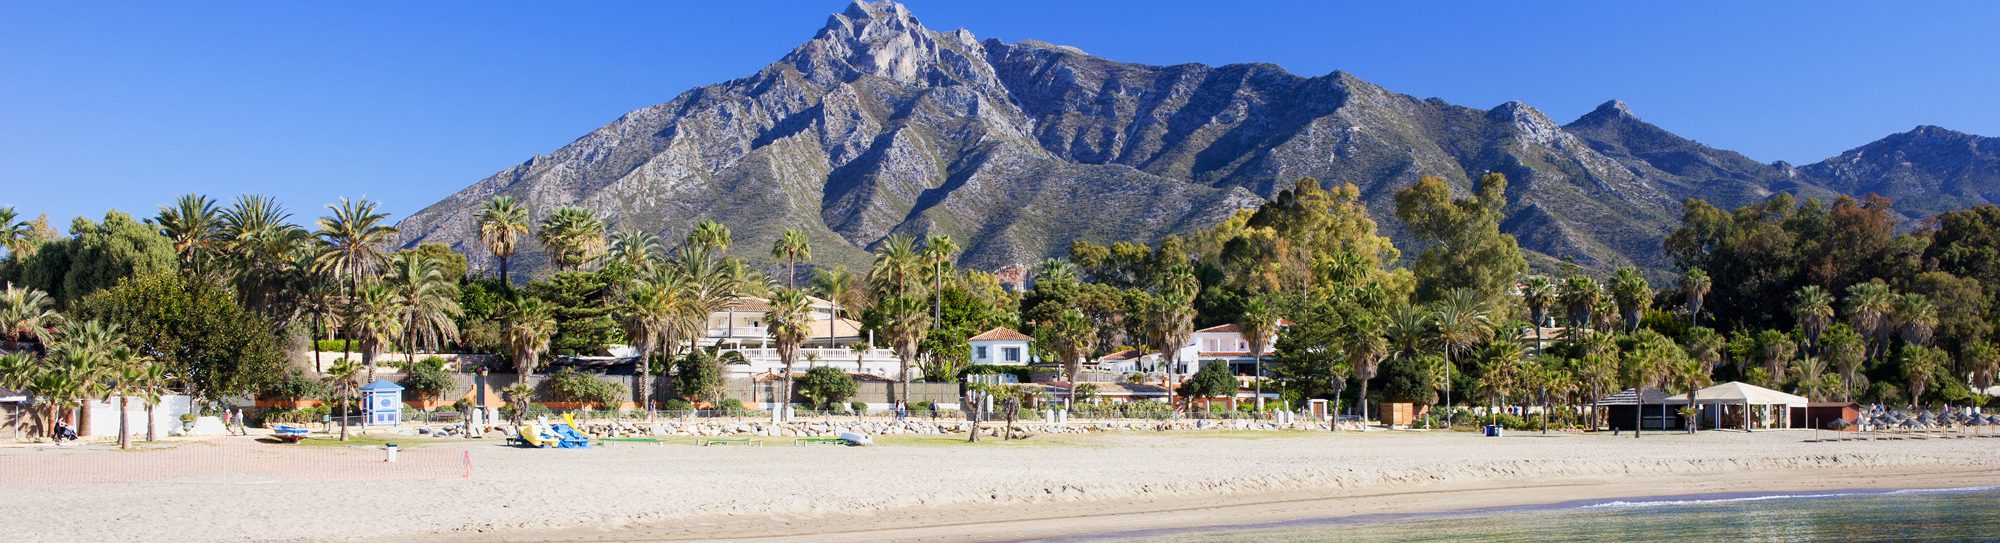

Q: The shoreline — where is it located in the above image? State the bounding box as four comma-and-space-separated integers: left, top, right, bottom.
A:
485, 466, 1998, 543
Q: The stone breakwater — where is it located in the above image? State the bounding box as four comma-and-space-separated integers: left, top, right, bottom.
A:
561, 419, 1324, 439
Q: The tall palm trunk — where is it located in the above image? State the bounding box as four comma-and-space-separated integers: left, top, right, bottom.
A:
1357, 375, 1370, 430
499, 254, 512, 292
117, 396, 130, 449
1633, 386, 1644, 439
145, 402, 157, 442
638, 337, 654, 420
77, 397, 93, 438
339, 386, 351, 441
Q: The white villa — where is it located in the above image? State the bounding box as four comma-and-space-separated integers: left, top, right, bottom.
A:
968, 327, 1034, 366
1098, 323, 1282, 376
700, 296, 907, 380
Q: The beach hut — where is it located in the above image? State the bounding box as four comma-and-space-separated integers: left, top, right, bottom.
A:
360, 379, 405, 427
1791, 402, 1862, 431
1595, 388, 1683, 431
1685, 382, 1806, 431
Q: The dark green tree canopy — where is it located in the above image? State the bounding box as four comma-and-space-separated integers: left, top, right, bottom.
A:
1394, 173, 1527, 305
73, 272, 286, 403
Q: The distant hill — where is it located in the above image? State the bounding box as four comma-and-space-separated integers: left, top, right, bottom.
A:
397, 1, 2000, 278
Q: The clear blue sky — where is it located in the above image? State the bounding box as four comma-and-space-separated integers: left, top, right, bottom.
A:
4, 1, 1996, 232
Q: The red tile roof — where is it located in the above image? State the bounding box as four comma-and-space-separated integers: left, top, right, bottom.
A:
969, 327, 1033, 341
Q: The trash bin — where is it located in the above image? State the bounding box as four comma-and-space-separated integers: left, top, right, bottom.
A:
1483, 424, 1502, 437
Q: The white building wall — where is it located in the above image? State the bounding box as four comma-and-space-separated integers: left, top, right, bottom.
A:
80, 395, 195, 437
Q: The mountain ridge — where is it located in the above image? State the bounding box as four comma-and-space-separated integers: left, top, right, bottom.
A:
397, 0, 2000, 278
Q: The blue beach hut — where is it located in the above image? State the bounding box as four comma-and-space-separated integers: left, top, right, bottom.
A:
360, 379, 405, 426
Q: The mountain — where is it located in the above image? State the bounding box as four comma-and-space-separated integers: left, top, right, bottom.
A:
397, 1, 2000, 278
1800, 125, 2000, 217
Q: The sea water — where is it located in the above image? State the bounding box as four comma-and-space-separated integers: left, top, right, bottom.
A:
1048, 487, 2000, 542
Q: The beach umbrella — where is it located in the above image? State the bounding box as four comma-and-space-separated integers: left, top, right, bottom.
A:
1829, 418, 1853, 430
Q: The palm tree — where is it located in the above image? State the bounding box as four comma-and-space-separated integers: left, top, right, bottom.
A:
771, 229, 812, 289
1521, 275, 1557, 334
476, 196, 531, 288
155, 193, 224, 276
607, 229, 663, 272
1154, 267, 1199, 411
687, 220, 732, 253
1430, 288, 1493, 427
868, 234, 921, 298
502, 383, 535, 425
49, 320, 119, 439
1680, 268, 1711, 326
1610, 267, 1651, 332
324, 358, 362, 441
1789, 355, 1833, 401
298, 274, 341, 372
1237, 296, 1281, 411
345, 282, 404, 381
1756, 329, 1795, 388
1622, 330, 1683, 439
1047, 309, 1097, 402
0, 206, 30, 258
1899, 345, 1944, 408
500, 297, 558, 377
107, 345, 154, 449
1345, 318, 1388, 428
1823, 326, 1867, 401
1897, 294, 1938, 347
0, 283, 60, 350
920, 235, 958, 326
766, 289, 814, 419
1576, 331, 1621, 430
1670, 356, 1712, 433
312, 197, 398, 297
1685, 326, 1724, 375
1792, 286, 1835, 352
1845, 282, 1897, 359
878, 295, 930, 403
1477, 336, 1523, 428
536, 206, 605, 271
135, 362, 169, 442
1964, 341, 2000, 395
619, 282, 681, 415
0, 352, 39, 440
385, 252, 462, 368
1560, 274, 1601, 329
220, 195, 309, 316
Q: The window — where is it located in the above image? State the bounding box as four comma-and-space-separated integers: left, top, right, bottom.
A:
975, 346, 989, 360
1003, 347, 1021, 362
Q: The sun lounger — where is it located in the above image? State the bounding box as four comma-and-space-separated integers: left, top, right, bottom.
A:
701, 438, 757, 446
793, 437, 845, 446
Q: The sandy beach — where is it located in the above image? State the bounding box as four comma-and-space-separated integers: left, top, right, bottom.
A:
4, 428, 1997, 542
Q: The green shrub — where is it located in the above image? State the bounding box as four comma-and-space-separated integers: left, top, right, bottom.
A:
850, 400, 869, 413
660, 399, 694, 412
964, 365, 1033, 382
261, 369, 327, 402
545, 368, 627, 407
499, 403, 554, 421
313, 339, 399, 352
718, 398, 745, 411
796, 366, 858, 408
401, 356, 457, 401
261, 405, 331, 425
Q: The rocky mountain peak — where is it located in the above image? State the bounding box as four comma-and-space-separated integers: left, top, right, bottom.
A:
791, 0, 953, 85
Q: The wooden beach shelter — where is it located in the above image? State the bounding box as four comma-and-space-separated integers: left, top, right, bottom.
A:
360, 379, 405, 427
1686, 381, 1805, 431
